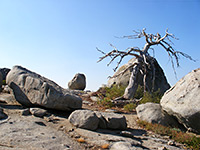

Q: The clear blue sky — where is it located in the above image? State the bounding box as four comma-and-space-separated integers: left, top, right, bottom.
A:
0, 0, 199, 90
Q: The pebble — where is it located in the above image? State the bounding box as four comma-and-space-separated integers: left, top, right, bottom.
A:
120, 131, 134, 138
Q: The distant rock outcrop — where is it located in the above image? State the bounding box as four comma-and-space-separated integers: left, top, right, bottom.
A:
161, 68, 200, 133
6, 66, 82, 111
68, 73, 86, 90
107, 57, 170, 94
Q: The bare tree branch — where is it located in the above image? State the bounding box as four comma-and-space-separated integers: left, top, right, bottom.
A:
97, 28, 195, 99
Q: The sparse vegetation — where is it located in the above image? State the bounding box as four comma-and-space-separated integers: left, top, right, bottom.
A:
123, 103, 136, 112
96, 84, 163, 109
97, 97, 113, 108
139, 89, 162, 104
137, 120, 200, 150
102, 85, 126, 100
96, 85, 125, 108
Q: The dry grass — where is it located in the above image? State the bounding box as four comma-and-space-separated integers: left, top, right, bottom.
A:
137, 120, 200, 150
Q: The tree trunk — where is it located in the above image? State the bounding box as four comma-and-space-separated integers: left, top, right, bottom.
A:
123, 61, 140, 99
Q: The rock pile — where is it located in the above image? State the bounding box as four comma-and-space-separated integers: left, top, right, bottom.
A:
69, 109, 127, 130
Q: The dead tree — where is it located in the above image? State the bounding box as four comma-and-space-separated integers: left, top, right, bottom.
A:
97, 28, 195, 100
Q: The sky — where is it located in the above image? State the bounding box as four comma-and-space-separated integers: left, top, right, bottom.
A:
0, 0, 199, 91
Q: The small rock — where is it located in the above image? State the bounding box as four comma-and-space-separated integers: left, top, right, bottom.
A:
120, 131, 134, 138
82, 100, 91, 105
105, 109, 117, 113
77, 138, 85, 143
68, 110, 99, 130
110, 141, 141, 150
30, 108, 48, 118
101, 143, 109, 149
90, 96, 100, 102
21, 108, 31, 116
167, 140, 175, 146
74, 135, 81, 138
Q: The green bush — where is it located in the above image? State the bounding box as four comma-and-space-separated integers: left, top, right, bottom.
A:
123, 103, 136, 112
139, 89, 162, 104
97, 97, 113, 108
97, 85, 126, 100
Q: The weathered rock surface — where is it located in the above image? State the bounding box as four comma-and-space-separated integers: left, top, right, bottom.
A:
0, 93, 18, 104
136, 102, 178, 127
68, 73, 86, 90
6, 66, 82, 111
95, 111, 107, 129
161, 68, 200, 133
0, 113, 84, 150
0, 68, 10, 80
68, 109, 99, 130
107, 57, 170, 94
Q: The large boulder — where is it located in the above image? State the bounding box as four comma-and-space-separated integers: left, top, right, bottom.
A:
68, 73, 86, 90
136, 102, 178, 127
107, 57, 170, 94
160, 68, 200, 133
68, 110, 99, 130
6, 66, 82, 111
